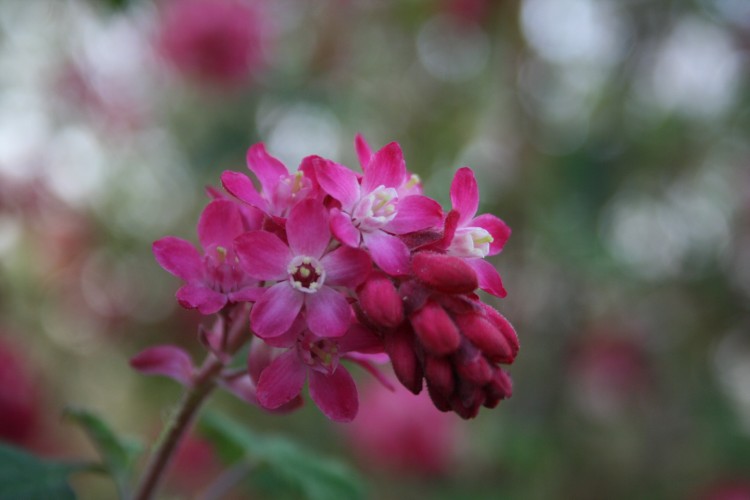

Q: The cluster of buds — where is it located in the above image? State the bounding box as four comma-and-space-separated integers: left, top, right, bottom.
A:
134, 135, 517, 421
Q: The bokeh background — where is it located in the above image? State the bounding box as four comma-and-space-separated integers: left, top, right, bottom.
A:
1, 0, 750, 498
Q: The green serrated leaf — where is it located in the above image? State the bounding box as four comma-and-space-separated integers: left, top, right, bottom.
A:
199, 411, 365, 500
64, 407, 142, 498
0, 443, 89, 500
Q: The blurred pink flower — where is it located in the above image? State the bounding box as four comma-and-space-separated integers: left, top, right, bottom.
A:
344, 378, 463, 476
0, 337, 39, 447
157, 0, 270, 88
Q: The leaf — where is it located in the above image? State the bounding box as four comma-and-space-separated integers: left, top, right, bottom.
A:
0, 443, 88, 500
64, 407, 142, 498
199, 411, 365, 500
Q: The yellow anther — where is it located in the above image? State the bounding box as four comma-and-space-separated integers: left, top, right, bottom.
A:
405, 174, 420, 189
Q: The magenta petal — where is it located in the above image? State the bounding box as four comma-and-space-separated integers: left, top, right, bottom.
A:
467, 258, 507, 298
130, 345, 194, 387
219, 374, 259, 406
251, 283, 304, 338
384, 195, 443, 234
321, 246, 371, 288
228, 285, 264, 303
355, 133, 373, 171
153, 237, 203, 281
235, 231, 292, 280
362, 142, 407, 192
330, 208, 361, 247
362, 230, 410, 276
246, 143, 287, 196
176, 284, 227, 314
198, 199, 244, 251
312, 157, 360, 211
305, 286, 352, 338
309, 367, 358, 422
472, 213, 511, 255
256, 350, 307, 409
286, 198, 330, 258
337, 324, 382, 354
450, 167, 479, 226
221, 170, 268, 211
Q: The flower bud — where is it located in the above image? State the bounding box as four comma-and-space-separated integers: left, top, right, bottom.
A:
410, 301, 461, 356
412, 252, 478, 294
454, 312, 514, 363
424, 355, 455, 398
358, 272, 404, 328
482, 304, 519, 358
384, 327, 423, 394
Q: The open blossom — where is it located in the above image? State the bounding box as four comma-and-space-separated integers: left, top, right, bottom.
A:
313, 141, 443, 275
235, 198, 371, 338
153, 199, 261, 314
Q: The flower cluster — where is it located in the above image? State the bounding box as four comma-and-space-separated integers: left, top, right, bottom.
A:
135, 136, 518, 421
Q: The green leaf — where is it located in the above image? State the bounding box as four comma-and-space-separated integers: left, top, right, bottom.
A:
0, 443, 88, 500
64, 407, 142, 498
199, 411, 365, 500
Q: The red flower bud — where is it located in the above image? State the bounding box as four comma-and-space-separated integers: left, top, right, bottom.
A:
384, 327, 423, 395
412, 252, 478, 294
454, 313, 514, 363
410, 301, 461, 356
358, 272, 404, 328
482, 304, 519, 358
424, 355, 455, 398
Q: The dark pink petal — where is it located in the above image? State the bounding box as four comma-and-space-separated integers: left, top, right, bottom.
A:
467, 258, 507, 298
246, 143, 287, 196
198, 199, 244, 251
256, 350, 307, 409
235, 231, 291, 280
251, 283, 304, 338
130, 345, 194, 387
362, 230, 410, 276
344, 353, 396, 390
176, 284, 227, 314
312, 156, 360, 211
329, 208, 361, 247
362, 142, 406, 193
320, 246, 371, 288
305, 286, 352, 338
286, 198, 330, 258
309, 366, 358, 422
450, 167, 479, 226
337, 324, 382, 354
153, 237, 203, 281
227, 285, 264, 303
221, 170, 268, 211
472, 213, 511, 255
219, 374, 259, 406
354, 133, 372, 171
384, 195, 443, 234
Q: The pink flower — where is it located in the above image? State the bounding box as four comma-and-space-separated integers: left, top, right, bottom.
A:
445, 167, 511, 297
344, 377, 463, 476
314, 141, 443, 275
0, 337, 39, 447
255, 320, 382, 422
221, 143, 318, 218
153, 199, 261, 314
235, 198, 371, 338
157, 0, 270, 88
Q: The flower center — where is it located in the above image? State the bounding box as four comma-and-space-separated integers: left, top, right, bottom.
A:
299, 333, 339, 374
447, 227, 494, 258
287, 255, 325, 293
351, 185, 398, 232
272, 171, 312, 214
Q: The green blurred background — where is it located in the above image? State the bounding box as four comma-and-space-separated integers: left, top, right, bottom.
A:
1, 0, 749, 498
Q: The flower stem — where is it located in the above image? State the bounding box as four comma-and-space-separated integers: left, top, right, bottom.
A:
131, 353, 223, 500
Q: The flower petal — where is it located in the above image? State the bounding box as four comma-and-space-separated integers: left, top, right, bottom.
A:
220, 170, 268, 211
246, 143, 287, 196
286, 198, 330, 258
235, 231, 291, 280
384, 195, 443, 234
362, 230, 410, 276
337, 323, 383, 354
329, 208, 361, 247
355, 133, 373, 171
228, 285, 264, 303
320, 246, 371, 288
198, 199, 244, 251
362, 142, 406, 192
312, 156, 360, 211
450, 167, 479, 226
309, 367, 358, 422
467, 258, 507, 298
472, 213, 511, 255
130, 345, 195, 387
305, 286, 352, 338
153, 237, 203, 281
251, 283, 304, 338
256, 349, 307, 409
176, 284, 227, 314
